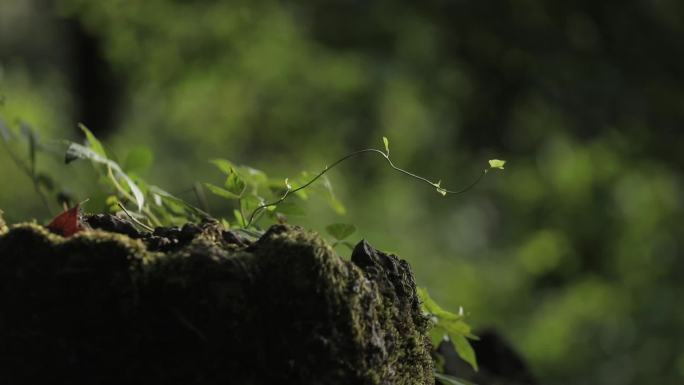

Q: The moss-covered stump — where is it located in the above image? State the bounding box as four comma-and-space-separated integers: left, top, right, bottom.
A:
0, 222, 433, 385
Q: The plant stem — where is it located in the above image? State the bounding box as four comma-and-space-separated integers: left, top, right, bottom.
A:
245, 148, 490, 228
117, 202, 154, 232
107, 166, 163, 227
0, 136, 52, 214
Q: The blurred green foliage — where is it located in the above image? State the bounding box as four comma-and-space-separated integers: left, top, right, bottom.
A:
2, 0, 684, 384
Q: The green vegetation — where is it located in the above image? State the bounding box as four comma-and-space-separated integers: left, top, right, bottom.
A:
2, 117, 505, 381
3, 1, 684, 384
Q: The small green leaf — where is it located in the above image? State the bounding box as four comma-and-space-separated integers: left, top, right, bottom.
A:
432, 180, 447, 196
451, 334, 478, 372
321, 176, 346, 214
440, 318, 472, 338
105, 195, 119, 206
326, 223, 357, 241
65, 141, 107, 164
275, 202, 306, 216
418, 288, 468, 325
204, 183, 241, 200
210, 159, 247, 197
328, 195, 346, 215
64, 141, 144, 211
291, 175, 310, 200
152, 193, 163, 206
209, 159, 236, 175
240, 195, 264, 218
382, 136, 390, 154
65, 144, 83, 164
149, 185, 207, 217
418, 287, 449, 315
238, 166, 268, 186
159, 195, 186, 215
125, 176, 145, 212
124, 147, 154, 173
488, 159, 506, 170
225, 172, 247, 197
233, 209, 245, 227
429, 326, 447, 347
79, 123, 106, 158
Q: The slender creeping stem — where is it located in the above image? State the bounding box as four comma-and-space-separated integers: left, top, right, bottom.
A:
107, 166, 162, 227
245, 148, 490, 228
117, 202, 154, 232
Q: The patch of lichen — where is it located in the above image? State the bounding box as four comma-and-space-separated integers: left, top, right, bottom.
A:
0, 222, 433, 385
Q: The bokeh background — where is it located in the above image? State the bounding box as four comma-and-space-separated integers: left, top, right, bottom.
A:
1, 1, 683, 384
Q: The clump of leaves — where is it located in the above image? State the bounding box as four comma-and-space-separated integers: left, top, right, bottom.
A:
203, 158, 345, 230
64, 124, 209, 229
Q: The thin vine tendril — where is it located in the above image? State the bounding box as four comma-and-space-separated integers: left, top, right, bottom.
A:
245, 147, 491, 228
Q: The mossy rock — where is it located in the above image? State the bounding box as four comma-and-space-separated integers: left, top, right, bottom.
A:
0, 221, 433, 385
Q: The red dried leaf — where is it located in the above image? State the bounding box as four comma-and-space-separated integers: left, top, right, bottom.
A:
47, 204, 84, 237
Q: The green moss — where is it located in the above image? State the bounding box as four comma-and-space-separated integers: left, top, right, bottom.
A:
0, 222, 433, 385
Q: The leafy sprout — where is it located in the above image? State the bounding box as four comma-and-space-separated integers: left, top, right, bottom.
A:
325, 223, 357, 250
418, 287, 479, 372
63, 124, 209, 229
488, 159, 506, 170
66, 130, 145, 212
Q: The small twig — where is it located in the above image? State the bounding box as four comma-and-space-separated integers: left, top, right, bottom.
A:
117, 202, 154, 232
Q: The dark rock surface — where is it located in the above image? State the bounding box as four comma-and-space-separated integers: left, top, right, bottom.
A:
0, 220, 433, 385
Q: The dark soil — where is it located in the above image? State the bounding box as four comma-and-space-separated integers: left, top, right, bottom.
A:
83, 214, 250, 251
